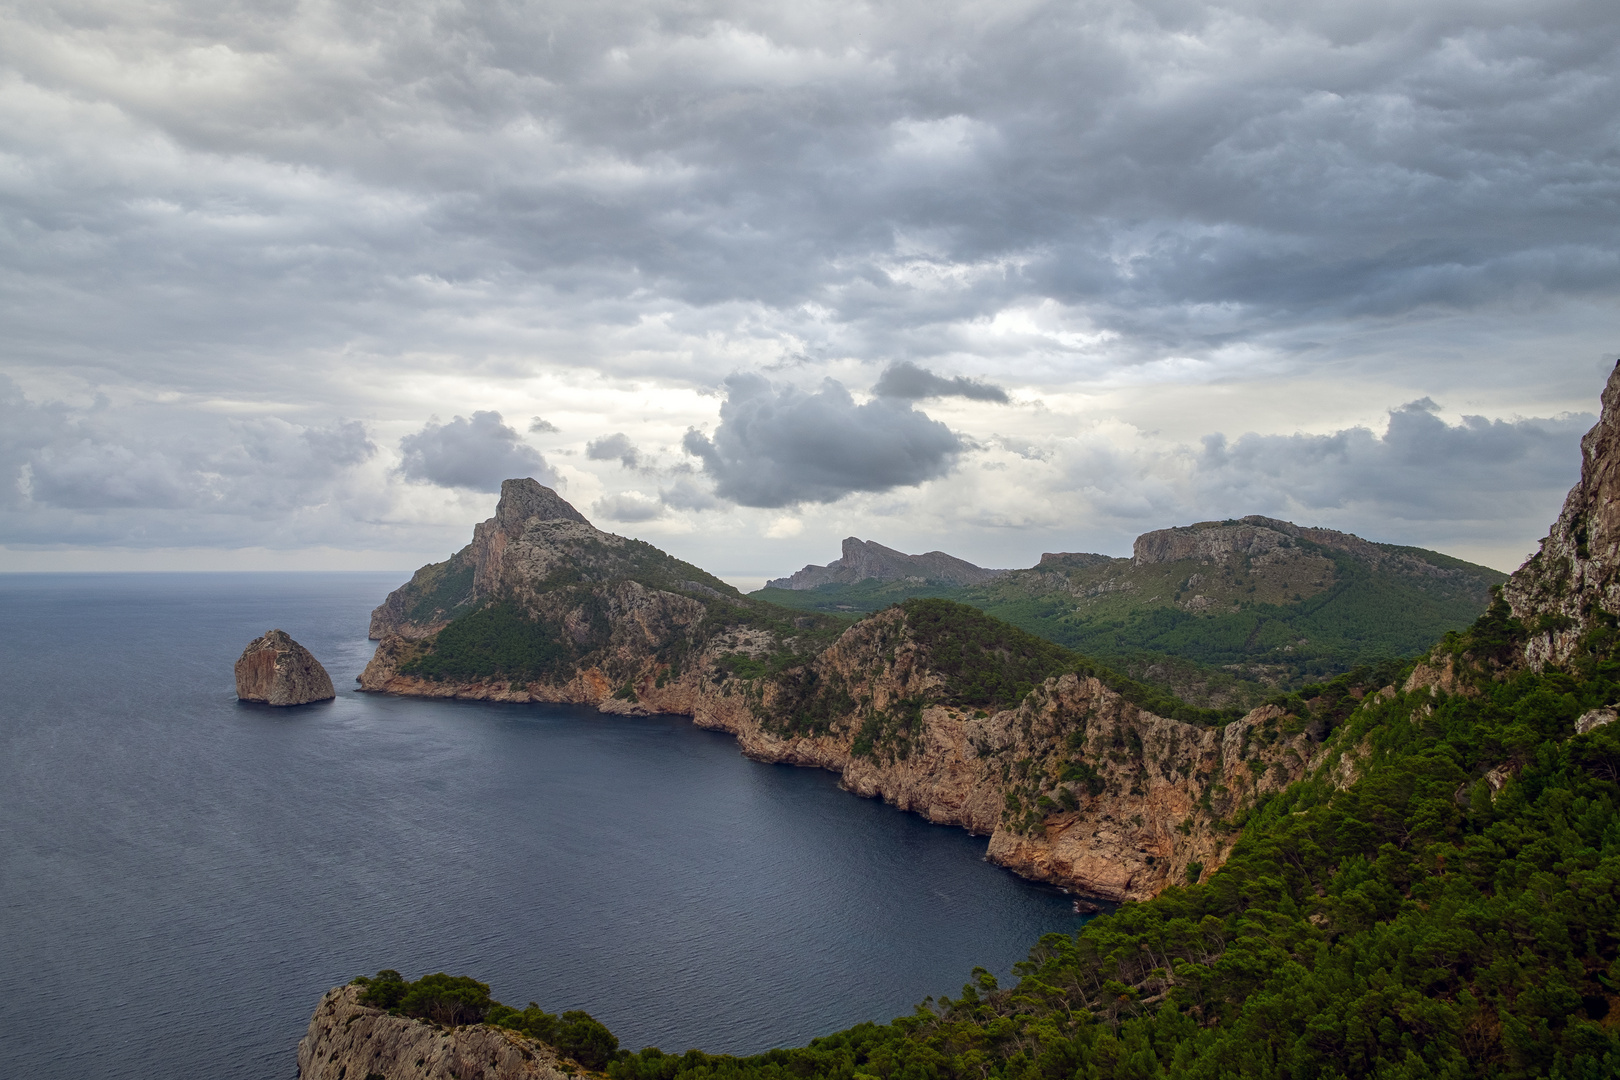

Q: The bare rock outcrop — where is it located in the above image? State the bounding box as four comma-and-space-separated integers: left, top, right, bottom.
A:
767, 537, 1006, 590
369, 477, 589, 641
297, 985, 566, 1080
1135, 515, 1420, 568
235, 629, 334, 706
1504, 361, 1620, 669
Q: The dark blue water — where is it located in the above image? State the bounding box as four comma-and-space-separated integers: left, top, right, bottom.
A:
0, 573, 1088, 1078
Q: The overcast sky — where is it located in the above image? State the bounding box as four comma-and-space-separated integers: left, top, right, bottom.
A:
2, 0, 1616, 584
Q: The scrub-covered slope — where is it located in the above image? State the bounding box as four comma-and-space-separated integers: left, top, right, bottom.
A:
756, 517, 1504, 706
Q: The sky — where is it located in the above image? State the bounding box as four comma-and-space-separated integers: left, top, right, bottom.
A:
2, 0, 1617, 587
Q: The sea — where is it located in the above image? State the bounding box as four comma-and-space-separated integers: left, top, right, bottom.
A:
0, 572, 1092, 1079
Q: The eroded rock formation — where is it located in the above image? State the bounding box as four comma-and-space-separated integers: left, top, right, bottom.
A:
1504, 361, 1620, 669
297, 985, 565, 1080
235, 629, 335, 706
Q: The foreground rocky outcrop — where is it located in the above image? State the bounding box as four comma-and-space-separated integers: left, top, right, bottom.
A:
297, 985, 566, 1080
767, 536, 1006, 590
235, 629, 335, 706
1505, 360, 1620, 670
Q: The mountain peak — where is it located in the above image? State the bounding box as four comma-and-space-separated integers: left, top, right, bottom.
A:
493, 478, 589, 534
767, 537, 1006, 590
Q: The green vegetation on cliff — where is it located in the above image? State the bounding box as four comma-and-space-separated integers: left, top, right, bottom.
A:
755, 528, 1505, 707
900, 599, 1238, 725
603, 603, 1620, 1078
354, 969, 620, 1070
399, 602, 576, 683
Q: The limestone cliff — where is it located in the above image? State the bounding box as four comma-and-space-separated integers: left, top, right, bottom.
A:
361, 485, 1325, 900
297, 985, 566, 1080
1504, 361, 1620, 669
235, 629, 335, 706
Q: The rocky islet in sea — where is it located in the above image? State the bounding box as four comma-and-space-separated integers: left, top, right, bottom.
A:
235, 629, 335, 706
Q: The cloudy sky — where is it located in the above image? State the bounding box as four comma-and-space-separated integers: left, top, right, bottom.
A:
2, 0, 1616, 584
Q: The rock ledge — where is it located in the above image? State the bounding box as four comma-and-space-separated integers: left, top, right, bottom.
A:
297, 985, 565, 1080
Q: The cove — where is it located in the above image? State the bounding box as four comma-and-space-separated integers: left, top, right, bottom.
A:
0, 573, 1089, 1080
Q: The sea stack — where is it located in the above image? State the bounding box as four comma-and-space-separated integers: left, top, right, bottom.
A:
235, 629, 336, 706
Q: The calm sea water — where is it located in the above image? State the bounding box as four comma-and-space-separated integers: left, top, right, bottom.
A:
0, 573, 1090, 1079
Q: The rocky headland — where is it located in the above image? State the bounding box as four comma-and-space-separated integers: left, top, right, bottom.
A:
236, 629, 335, 706
360, 481, 1330, 902
297, 985, 566, 1080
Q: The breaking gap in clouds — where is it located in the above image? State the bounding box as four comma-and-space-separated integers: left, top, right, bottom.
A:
398, 411, 557, 492
681, 373, 964, 508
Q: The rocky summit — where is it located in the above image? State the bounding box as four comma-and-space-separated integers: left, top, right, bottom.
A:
235, 629, 335, 706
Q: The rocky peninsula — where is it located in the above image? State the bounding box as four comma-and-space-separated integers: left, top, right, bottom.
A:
359, 480, 1325, 902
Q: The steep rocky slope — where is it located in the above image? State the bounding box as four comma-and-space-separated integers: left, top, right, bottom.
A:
297, 985, 566, 1080
1505, 361, 1620, 669
361, 487, 1331, 901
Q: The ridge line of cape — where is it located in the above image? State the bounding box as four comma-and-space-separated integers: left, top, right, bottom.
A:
358, 479, 1330, 902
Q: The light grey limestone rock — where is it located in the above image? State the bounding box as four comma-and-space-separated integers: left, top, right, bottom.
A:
297, 985, 567, 1080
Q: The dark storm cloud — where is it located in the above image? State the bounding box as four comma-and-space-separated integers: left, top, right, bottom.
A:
2, 0, 1616, 392
873, 362, 1009, 403
585, 433, 642, 469
1, 1, 1617, 555
398, 412, 556, 492
1197, 400, 1591, 525
682, 374, 962, 507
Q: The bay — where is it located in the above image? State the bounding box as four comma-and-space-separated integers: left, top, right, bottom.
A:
0, 573, 1088, 1079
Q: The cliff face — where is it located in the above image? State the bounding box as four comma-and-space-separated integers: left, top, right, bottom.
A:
767, 537, 1005, 590
297, 985, 565, 1080
1504, 361, 1620, 669
368, 479, 592, 641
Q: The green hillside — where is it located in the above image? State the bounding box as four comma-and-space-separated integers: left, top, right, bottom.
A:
754, 521, 1505, 705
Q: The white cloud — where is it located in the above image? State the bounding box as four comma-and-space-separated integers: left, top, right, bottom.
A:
0, 0, 1615, 569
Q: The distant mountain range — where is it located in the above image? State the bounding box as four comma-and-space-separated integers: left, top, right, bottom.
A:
751, 516, 1506, 705
766, 537, 1007, 590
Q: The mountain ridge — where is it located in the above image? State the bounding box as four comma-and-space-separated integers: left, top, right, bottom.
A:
754, 515, 1504, 703
766, 536, 1007, 590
